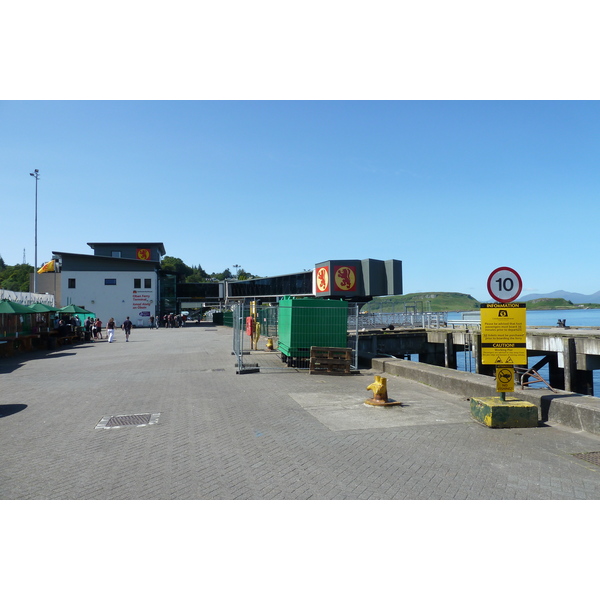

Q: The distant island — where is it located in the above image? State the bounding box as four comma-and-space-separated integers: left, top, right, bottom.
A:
363, 292, 600, 313
523, 298, 600, 310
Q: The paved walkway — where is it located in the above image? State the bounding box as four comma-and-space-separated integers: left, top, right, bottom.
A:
3, 323, 600, 499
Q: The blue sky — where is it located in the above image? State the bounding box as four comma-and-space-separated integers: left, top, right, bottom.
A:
2, 100, 599, 301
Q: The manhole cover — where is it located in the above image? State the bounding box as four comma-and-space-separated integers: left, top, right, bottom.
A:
572, 451, 600, 466
96, 413, 160, 430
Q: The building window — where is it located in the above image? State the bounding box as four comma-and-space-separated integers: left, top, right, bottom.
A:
144, 279, 152, 289
134, 278, 141, 289
105, 278, 117, 285
68, 278, 76, 289
112, 251, 122, 258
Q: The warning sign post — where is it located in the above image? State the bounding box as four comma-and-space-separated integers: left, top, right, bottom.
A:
473, 267, 537, 419
480, 303, 527, 365
496, 366, 515, 392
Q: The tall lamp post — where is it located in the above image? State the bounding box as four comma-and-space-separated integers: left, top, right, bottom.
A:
29, 169, 39, 293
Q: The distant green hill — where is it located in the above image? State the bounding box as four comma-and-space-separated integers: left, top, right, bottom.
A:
523, 297, 600, 310
363, 292, 481, 313
525, 297, 574, 309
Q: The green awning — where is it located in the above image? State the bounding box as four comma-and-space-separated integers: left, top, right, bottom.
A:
28, 303, 57, 313
0, 300, 36, 314
58, 304, 95, 314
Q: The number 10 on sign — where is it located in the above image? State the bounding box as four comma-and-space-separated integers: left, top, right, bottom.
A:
487, 266, 523, 303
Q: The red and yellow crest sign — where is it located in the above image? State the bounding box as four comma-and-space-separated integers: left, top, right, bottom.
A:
136, 248, 151, 260
334, 266, 356, 292
316, 266, 329, 292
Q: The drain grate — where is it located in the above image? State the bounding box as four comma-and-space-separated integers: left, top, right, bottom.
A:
107, 414, 150, 427
96, 413, 160, 430
572, 451, 600, 466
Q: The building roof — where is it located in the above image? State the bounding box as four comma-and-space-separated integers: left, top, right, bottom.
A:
87, 242, 166, 256
52, 251, 160, 270
53, 250, 158, 262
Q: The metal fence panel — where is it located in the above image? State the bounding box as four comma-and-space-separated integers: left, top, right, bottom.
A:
358, 311, 447, 329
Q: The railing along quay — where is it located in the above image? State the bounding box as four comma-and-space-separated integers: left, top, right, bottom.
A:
358, 311, 447, 330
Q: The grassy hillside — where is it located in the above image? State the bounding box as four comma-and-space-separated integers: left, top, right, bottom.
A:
524, 297, 600, 310
525, 298, 574, 309
363, 292, 481, 313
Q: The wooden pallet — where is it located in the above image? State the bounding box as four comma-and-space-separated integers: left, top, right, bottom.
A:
309, 346, 352, 375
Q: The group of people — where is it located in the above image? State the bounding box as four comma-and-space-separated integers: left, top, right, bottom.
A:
84, 317, 105, 340
55, 315, 81, 330
161, 313, 187, 328
77, 313, 189, 342
82, 316, 133, 342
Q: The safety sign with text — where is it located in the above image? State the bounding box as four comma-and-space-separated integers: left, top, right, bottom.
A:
496, 366, 515, 392
480, 303, 527, 365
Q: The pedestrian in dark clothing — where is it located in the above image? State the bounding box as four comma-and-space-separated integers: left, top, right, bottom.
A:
122, 316, 133, 342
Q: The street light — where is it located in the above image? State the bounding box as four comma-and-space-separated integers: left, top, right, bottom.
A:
29, 169, 39, 293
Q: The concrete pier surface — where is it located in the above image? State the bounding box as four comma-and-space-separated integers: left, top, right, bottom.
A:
3, 323, 600, 500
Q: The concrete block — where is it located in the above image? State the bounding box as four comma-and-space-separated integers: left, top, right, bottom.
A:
470, 396, 539, 429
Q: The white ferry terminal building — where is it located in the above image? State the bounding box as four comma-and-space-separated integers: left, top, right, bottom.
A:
36, 242, 165, 328
35, 242, 403, 328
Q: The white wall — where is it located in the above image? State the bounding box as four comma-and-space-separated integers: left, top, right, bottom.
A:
61, 270, 158, 327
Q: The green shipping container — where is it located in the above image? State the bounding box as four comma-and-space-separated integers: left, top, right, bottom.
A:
277, 296, 348, 358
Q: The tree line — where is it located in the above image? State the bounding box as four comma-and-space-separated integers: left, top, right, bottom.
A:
0, 256, 32, 292
0, 254, 258, 292
160, 256, 259, 283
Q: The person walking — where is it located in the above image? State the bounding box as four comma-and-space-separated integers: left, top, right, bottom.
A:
106, 317, 116, 343
149, 315, 155, 329
84, 316, 93, 342
122, 316, 133, 342
94, 318, 103, 339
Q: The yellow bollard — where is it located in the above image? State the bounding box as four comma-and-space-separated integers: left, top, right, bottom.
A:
367, 375, 388, 402
365, 375, 402, 407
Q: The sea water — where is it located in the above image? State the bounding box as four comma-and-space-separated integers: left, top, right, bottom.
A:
447, 308, 600, 395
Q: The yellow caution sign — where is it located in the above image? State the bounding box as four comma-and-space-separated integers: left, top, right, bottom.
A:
481, 303, 527, 365
496, 366, 515, 392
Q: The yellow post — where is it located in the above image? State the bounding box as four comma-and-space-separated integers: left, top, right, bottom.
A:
249, 301, 259, 350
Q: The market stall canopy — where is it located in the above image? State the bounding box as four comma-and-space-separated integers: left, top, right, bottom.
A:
58, 304, 95, 314
28, 303, 57, 313
0, 300, 36, 314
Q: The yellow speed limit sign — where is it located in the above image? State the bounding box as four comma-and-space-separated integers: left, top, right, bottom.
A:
480, 303, 527, 365
496, 366, 515, 392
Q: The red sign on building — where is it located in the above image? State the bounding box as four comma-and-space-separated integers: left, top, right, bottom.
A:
316, 266, 330, 292
333, 266, 357, 292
